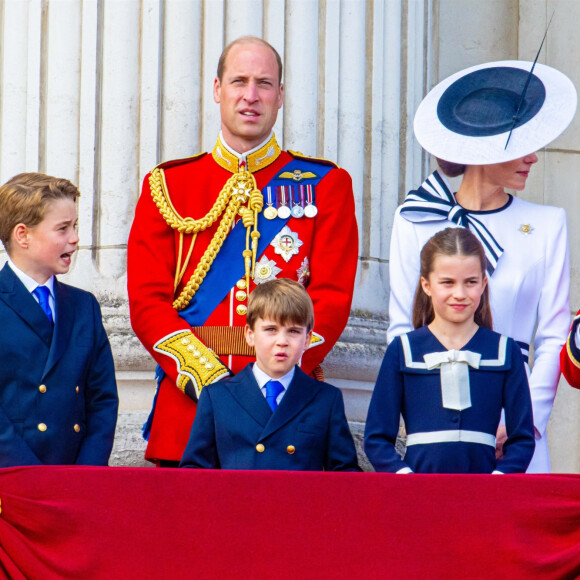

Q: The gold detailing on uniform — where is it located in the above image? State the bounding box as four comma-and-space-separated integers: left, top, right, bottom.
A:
149, 167, 232, 235
310, 331, 325, 348
311, 365, 324, 382
236, 304, 248, 316
149, 167, 263, 311
236, 279, 247, 290
238, 185, 264, 291
212, 134, 281, 173
277, 169, 317, 181
190, 326, 255, 357
154, 330, 230, 397
183, 326, 324, 358
566, 317, 580, 370
247, 137, 281, 172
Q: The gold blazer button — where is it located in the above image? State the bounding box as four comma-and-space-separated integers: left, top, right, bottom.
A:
39, 385, 47, 393
38, 423, 47, 432
286, 445, 296, 455
256, 444, 265, 453
74, 424, 81, 433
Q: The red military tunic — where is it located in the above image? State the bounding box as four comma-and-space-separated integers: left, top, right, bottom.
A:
128, 134, 358, 463
561, 310, 580, 389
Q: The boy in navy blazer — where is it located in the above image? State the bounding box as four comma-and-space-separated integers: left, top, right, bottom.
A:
180, 279, 359, 471
0, 173, 118, 466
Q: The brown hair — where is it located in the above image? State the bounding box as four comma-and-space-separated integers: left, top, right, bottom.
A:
247, 278, 314, 332
0, 172, 80, 253
436, 158, 466, 178
217, 36, 283, 85
412, 227, 492, 330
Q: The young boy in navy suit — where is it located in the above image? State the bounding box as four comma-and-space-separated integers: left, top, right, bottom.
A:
0, 173, 118, 466
180, 279, 359, 470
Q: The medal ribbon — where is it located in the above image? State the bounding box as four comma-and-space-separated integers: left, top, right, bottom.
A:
177, 158, 331, 327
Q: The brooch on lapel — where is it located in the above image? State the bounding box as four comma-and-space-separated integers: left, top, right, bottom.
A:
518, 224, 534, 236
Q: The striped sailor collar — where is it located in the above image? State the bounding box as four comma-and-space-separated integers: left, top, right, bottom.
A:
400, 170, 508, 274
212, 132, 281, 174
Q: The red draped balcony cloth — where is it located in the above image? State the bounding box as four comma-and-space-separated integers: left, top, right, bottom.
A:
0, 467, 578, 579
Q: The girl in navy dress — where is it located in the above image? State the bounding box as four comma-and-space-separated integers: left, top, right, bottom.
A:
365, 228, 535, 473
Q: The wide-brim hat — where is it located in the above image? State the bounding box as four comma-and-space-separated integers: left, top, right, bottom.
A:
413, 60, 577, 165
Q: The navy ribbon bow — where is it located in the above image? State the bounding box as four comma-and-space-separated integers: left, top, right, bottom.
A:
399, 170, 503, 274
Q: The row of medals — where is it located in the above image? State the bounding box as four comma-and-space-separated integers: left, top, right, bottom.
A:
262, 186, 318, 220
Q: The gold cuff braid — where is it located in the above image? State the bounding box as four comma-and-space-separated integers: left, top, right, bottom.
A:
154, 330, 230, 397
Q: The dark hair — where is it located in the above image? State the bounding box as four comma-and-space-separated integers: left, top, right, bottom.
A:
436, 158, 466, 178
247, 278, 314, 332
0, 172, 80, 252
217, 36, 283, 85
412, 227, 492, 330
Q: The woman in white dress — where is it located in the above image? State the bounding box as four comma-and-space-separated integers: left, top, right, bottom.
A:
388, 60, 577, 472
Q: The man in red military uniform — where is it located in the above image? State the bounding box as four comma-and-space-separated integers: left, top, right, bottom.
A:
128, 36, 358, 465
561, 311, 580, 389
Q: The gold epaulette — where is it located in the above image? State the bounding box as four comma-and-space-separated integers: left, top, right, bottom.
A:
152, 152, 207, 172
287, 150, 340, 169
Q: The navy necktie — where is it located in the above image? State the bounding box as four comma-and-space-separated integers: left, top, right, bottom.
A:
265, 380, 284, 412
32, 286, 54, 325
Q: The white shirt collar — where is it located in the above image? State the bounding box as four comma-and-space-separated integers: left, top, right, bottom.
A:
252, 362, 295, 391
7, 259, 55, 296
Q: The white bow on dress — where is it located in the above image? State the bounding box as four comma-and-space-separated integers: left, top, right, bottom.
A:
423, 349, 481, 411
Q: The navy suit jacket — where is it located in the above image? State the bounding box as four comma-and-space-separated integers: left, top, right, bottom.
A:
0, 263, 118, 466
180, 365, 359, 471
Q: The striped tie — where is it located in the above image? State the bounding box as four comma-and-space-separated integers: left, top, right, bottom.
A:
399, 170, 504, 274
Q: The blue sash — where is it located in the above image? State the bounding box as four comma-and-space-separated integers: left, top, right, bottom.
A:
143, 157, 333, 440
178, 158, 332, 326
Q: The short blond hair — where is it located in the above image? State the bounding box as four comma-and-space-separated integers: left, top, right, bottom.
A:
247, 279, 314, 332
0, 172, 80, 253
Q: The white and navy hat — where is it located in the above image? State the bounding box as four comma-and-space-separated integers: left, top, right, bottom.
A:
413, 60, 577, 165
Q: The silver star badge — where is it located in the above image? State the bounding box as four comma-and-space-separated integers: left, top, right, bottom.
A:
253, 256, 282, 284
271, 226, 303, 263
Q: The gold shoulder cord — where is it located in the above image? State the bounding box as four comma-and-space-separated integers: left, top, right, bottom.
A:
149, 168, 263, 311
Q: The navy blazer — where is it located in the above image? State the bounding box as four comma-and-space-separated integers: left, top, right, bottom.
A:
180, 365, 359, 471
0, 263, 118, 466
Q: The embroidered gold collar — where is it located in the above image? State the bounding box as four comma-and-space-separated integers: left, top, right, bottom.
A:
212, 134, 281, 173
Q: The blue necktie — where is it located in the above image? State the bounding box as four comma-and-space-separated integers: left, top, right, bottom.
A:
265, 380, 284, 412
32, 286, 53, 325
